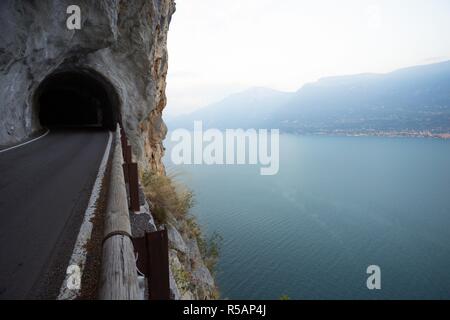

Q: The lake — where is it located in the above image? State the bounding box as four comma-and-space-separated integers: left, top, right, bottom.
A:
164, 135, 450, 299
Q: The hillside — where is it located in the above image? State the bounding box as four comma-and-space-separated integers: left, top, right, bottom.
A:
167, 61, 450, 136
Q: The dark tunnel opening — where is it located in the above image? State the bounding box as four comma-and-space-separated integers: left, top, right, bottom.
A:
35, 70, 120, 130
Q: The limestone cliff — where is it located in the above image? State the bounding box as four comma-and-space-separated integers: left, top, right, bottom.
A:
0, 0, 172, 172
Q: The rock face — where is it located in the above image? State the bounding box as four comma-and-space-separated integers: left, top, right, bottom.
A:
166, 218, 218, 300
0, 0, 174, 172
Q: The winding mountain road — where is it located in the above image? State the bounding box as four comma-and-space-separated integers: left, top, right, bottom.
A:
0, 129, 110, 299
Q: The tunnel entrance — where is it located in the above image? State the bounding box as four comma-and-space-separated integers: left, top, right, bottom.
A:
34, 70, 120, 130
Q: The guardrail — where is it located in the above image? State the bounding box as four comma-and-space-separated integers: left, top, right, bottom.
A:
99, 124, 141, 300
99, 124, 170, 300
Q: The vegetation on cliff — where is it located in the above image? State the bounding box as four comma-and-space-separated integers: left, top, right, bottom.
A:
141, 170, 221, 299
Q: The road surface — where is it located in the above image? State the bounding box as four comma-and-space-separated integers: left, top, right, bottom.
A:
0, 129, 110, 299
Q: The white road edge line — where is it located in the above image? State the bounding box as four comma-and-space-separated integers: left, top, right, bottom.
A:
0, 129, 50, 154
57, 131, 113, 300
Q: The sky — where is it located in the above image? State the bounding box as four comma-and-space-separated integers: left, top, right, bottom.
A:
165, 0, 450, 116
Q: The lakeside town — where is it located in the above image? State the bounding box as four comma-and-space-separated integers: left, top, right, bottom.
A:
305, 130, 450, 139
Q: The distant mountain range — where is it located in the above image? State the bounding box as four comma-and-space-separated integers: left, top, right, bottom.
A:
166, 61, 450, 136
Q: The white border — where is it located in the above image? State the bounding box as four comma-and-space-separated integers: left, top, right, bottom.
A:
0, 130, 50, 154
57, 131, 113, 300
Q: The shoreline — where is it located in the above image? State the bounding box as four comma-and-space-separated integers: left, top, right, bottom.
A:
291, 132, 450, 139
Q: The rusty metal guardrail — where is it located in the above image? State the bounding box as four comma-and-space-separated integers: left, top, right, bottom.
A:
120, 130, 140, 212
133, 229, 170, 300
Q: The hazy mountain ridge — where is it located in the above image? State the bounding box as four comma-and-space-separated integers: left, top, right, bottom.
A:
167, 61, 450, 136
166, 87, 295, 130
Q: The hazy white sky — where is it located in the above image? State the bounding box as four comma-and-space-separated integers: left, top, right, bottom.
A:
166, 0, 450, 116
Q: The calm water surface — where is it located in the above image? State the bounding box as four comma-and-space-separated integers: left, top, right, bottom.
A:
164, 135, 450, 299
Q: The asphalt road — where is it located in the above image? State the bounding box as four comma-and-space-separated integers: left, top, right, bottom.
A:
0, 129, 109, 299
